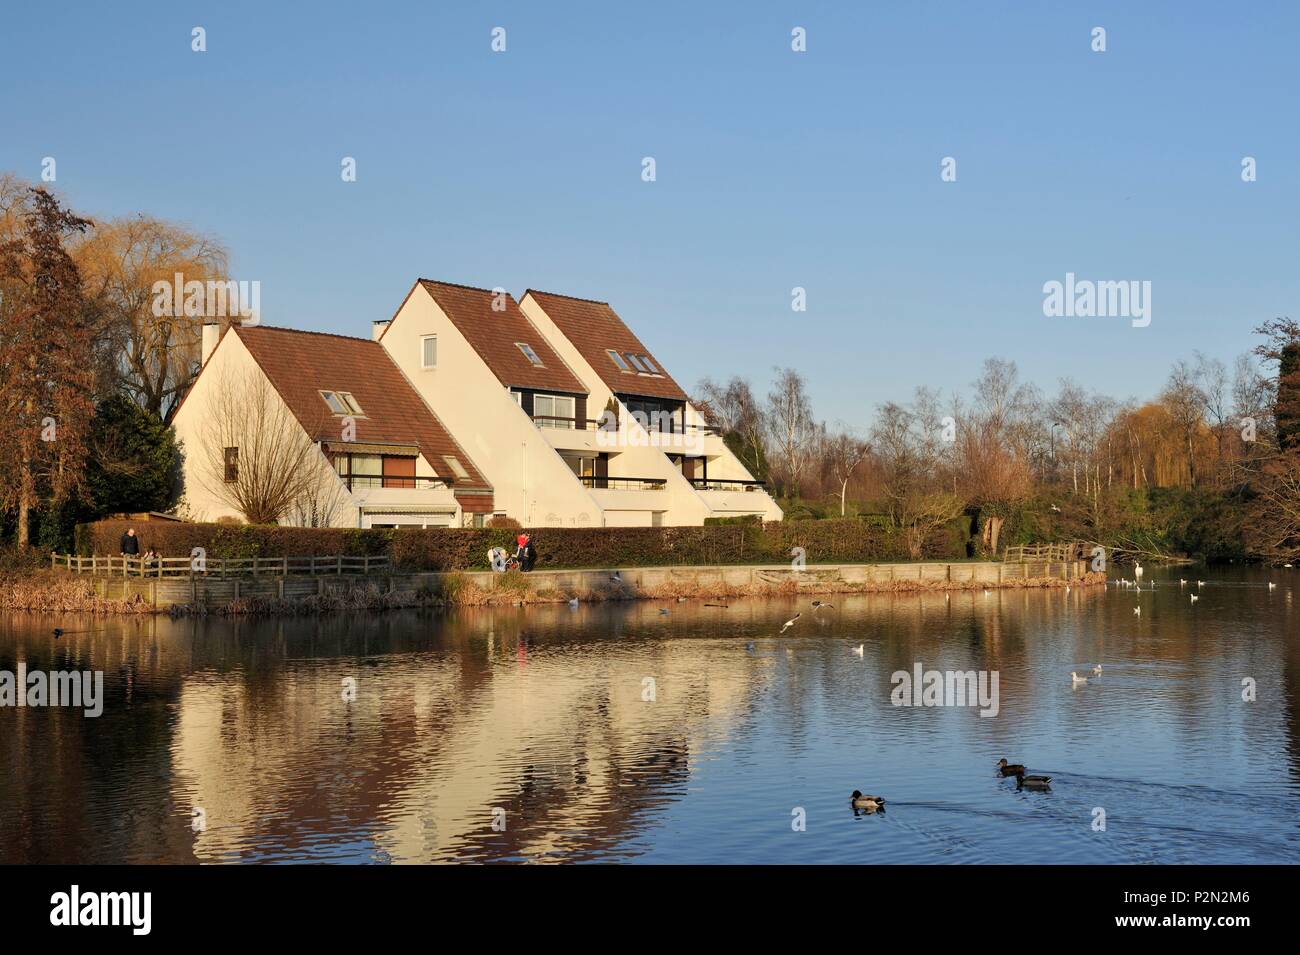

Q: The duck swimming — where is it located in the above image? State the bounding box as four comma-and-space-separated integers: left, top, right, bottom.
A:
1015, 773, 1052, 791
996, 759, 1026, 776
1070, 671, 1088, 686
849, 790, 886, 812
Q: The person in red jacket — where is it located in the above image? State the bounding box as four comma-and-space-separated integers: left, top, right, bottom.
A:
513, 534, 537, 572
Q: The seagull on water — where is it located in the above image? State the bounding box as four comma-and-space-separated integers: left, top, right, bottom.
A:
1189, 594, 1199, 604
1268, 582, 1276, 591
851, 644, 864, 657
567, 597, 579, 608
1071, 671, 1088, 686
779, 613, 801, 634
1133, 606, 1141, 616
1092, 664, 1103, 676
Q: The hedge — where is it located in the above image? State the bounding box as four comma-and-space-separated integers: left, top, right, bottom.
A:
76, 518, 966, 572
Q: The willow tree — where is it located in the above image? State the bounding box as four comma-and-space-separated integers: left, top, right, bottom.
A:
0, 188, 97, 547
75, 214, 229, 423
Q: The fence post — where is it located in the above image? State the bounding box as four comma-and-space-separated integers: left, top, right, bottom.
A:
282, 556, 288, 577
336, 555, 342, 576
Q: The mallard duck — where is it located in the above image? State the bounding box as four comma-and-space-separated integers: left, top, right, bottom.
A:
996, 759, 1026, 776
850, 790, 885, 811
1070, 671, 1088, 686
1016, 773, 1052, 790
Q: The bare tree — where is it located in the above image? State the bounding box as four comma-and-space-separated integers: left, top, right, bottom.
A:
823, 428, 871, 516
695, 375, 768, 479
197, 365, 335, 524
765, 367, 817, 495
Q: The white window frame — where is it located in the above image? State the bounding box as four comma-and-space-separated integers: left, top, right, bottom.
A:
534, 393, 575, 429
516, 342, 544, 366
422, 335, 437, 369
320, 390, 347, 414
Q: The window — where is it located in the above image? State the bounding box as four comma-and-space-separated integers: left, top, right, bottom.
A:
623, 352, 649, 372
515, 342, 544, 366
422, 335, 437, 369
607, 349, 631, 372
223, 447, 239, 483
320, 391, 347, 414
637, 354, 661, 375
534, 393, 575, 429
442, 456, 470, 481
320, 390, 364, 416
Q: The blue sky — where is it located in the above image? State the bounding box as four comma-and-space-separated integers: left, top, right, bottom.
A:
2, 2, 1295, 429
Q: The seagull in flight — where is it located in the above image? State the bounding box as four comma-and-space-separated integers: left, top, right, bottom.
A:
779, 613, 801, 634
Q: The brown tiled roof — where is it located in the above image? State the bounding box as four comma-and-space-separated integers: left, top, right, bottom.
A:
414, 280, 587, 395
230, 324, 491, 494
523, 290, 688, 401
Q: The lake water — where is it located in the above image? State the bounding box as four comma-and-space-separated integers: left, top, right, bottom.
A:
1, 566, 1296, 864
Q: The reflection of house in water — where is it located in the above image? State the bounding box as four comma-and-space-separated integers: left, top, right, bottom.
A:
169, 609, 767, 862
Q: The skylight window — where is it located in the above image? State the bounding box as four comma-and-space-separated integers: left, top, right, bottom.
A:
320, 390, 365, 416
516, 342, 544, 366
442, 456, 470, 481
623, 352, 649, 373
320, 391, 347, 414
607, 349, 631, 372
638, 355, 661, 374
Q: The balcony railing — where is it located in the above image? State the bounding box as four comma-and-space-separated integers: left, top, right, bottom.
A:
532, 415, 602, 431
579, 476, 667, 491
531, 414, 721, 437
689, 478, 766, 492
339, 475, 448, 491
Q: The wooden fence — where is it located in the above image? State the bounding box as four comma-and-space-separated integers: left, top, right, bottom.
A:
1002, 541, 1093, 563
53, 554, 390, 579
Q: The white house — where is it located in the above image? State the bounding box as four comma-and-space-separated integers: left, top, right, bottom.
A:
378, 279, 758, 527
519, 289, 781, 523
172, 322, 493, 528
